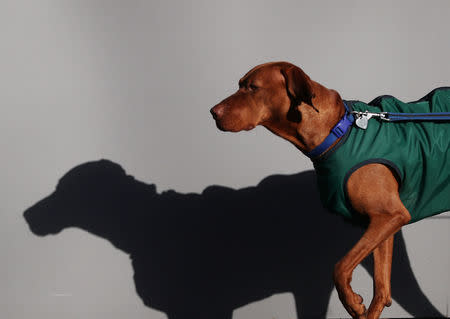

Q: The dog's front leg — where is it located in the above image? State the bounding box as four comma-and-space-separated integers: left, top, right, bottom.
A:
333, 216, 403, 318
334, 164, 411, 319
367, 235, 394, 319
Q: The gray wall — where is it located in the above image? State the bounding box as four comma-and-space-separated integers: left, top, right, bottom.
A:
2, 0, 449, 318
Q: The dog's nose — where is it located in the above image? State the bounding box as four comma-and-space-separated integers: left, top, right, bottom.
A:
210, 104, 224, 120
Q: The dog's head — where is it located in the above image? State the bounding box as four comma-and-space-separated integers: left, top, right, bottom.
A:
210, 61, 314, 132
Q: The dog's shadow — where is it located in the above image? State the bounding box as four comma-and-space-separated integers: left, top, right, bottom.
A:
23, 159, 443, 319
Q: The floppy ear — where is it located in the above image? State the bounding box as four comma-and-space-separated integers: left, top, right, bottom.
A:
281, 65, 316, 110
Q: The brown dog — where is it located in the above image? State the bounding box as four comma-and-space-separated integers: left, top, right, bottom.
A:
210, 62, 416, 319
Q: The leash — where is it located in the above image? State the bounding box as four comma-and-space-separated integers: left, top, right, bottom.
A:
307, 102, 450, 159
351, 110, 450, 129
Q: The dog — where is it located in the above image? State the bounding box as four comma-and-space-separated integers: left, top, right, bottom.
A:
210, 61, 450, 319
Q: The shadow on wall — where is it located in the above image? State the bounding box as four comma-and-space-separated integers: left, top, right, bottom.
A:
23, 159, 444, 319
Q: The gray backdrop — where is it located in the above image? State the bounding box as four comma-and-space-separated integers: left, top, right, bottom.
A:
1, 0, 449, 318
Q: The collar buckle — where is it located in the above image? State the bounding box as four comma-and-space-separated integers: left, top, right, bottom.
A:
307, 101, 354, 160
331, 122, 346, 137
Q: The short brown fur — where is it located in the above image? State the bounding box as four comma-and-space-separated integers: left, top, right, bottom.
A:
211, 62, 412, 319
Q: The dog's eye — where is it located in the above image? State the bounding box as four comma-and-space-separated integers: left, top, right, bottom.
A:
249, 84, 259, 91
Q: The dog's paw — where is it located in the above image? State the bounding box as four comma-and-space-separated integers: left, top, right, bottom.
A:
366, 293, 391, 319
339, 291, 367, 319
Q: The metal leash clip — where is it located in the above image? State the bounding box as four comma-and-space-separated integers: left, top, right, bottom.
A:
351, 111, 389, 129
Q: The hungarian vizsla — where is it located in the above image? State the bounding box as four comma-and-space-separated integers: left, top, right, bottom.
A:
210, 61, 449, 319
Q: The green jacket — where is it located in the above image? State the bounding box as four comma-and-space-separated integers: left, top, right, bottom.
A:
313, 87, 450, 224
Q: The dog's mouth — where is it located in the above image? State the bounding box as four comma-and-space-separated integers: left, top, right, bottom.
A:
214, 120, 254, 133
212, 117, 233, 132
211, 105, 257, 132
214, 119, 228, 132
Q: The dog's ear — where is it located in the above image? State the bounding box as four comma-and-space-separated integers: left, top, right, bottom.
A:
281, 65, 317, 111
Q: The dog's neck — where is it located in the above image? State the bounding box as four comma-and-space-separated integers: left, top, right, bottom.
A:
263, 81, 345, 157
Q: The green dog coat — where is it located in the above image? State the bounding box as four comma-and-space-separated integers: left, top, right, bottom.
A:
313, 87, 450, 224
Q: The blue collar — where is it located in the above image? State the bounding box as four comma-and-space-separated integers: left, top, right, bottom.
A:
306, 101, 354, 159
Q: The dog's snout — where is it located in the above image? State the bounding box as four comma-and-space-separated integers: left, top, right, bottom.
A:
210, 107, 217, 119
210, 104, 225, 120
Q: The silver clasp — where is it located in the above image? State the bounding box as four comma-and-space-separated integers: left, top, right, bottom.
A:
351, 111, 389, 129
